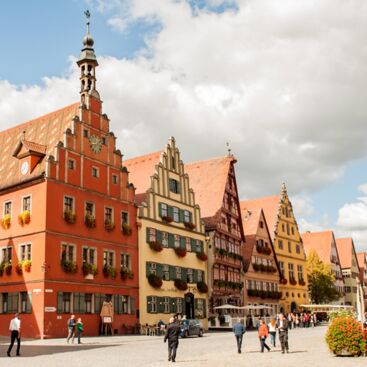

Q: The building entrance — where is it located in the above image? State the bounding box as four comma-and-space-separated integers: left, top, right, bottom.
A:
185, 293, 194, 319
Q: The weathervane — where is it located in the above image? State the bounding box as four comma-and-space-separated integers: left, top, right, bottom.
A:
84, 10, 91, 34
226, 142, 231, 156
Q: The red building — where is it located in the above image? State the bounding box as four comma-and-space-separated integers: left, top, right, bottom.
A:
0, 16, 138, 338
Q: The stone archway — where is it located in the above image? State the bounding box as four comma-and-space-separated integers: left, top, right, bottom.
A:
291, 301, 297, 313
184, 292, 194, 319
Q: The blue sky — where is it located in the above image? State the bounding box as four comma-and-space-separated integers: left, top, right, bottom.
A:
0, 0, 366, 251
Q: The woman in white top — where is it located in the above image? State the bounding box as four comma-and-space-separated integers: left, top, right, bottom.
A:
268, 318, 277, 347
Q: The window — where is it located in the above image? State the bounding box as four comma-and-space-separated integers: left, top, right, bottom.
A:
105, 207, 113, 224
163, 265, 169, 281
169, 179, 180, 194
279, 261, 285, 277
282, 224, 285, 232
160, 203, 168, 217
61, 243, 75, 262
197, 270, 203, 282
173, 207, 179, 222
291, 227, 295, 235
177, 298, 183, 314
196, 299, 205, 318
22, 196, 31, 212
103, 250, 114, 267
92, 167, 99, 178
287, 224, 290, 235
85, 293, 92, 313
121, 211, 129, 225
187, 269, 193, 283
68, 159, 75, 170
19, 244, 31, 261
20, 292, 31, 313
112, 174, 118, 184
297, 265, 303, 280
183, 210, 191, 223
121, 296, 129, 314
185, 237, 191, 252
176, 267, 181, 280
85, 202, 94, 216
83, 247, 96, 264
278, 240, 283, 250
259, 221, 264, 228
64, 196, 74, 212
148, 228, 156, 242
288, 242, 292, 253
120, 253, 131, 269
174, 234, 180, 248
288, 263, 294, 279
83, 129, 89, 138
1, 247, 12, 263
164, 297, 170, 313
151, 296, 157, 313
4, 201, 12, 216
1, 293, 9, 313
162, 232, 169, 247
296, 244, 300, 254
101, 137, 106, 145
63, 292, 71, 313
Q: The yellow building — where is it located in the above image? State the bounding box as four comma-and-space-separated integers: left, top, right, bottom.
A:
125, 137, 208, 328
241, 183, 308, 313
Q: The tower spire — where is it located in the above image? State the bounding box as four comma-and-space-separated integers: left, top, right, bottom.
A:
77, 10, 100, 105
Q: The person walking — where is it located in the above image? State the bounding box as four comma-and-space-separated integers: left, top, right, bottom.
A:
164, 317, 181, 362
268, 318, 277, 348
258, 319, 271, 352
7, 313, 21, 357
66, 314, 76, 344
233, 319, 246, 353
277, 314, 289, 354
76, 318, 84, 344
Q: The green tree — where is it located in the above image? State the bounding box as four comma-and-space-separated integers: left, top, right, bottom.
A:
306, 249, 341, 304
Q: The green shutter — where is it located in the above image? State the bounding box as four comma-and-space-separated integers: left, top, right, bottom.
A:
203, 299, 207, 318
147, 296, 153, 313
169, 265, 176, 281
181, 268, 187, 282
157, 263, 163, 278
189, 211, 193, 223
180, 236, 186, 249
146, 262, 152, 277
12, 293, 19, 313
168, 206, 174, 218
168, 233, 174, 248
146, 227, 151, 242
156, 230, 163, 243
26, 292, 32, 314
170, 298, 177, 314
193, 269, 198, 283
158, 297, 165, 313
73, 293, 80, 313
158, 203, 163, 217
201, 270, 205, 283
130, 297, 135, 315
57, 292, 63, 314
191, 239, 197, 252
179, 209, 185, 222
80, 293, 86, 313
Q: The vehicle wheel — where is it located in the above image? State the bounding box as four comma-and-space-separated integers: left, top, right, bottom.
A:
198, 330, 203, 337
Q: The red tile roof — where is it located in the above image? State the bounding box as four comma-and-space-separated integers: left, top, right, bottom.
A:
357, 252, 366, 269
335, 237, 355, 269
0, 102, 79, 190
185, 156, 234, 219
240, 195, 280, 240
241, 207, 261, 236
124, 151, 163, 195
301, 230, 335, 264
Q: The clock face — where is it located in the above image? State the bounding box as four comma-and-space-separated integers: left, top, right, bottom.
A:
89, 135, 102, 153
21, 161, 29, 175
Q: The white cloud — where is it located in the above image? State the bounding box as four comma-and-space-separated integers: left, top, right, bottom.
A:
1, 0, 367, 206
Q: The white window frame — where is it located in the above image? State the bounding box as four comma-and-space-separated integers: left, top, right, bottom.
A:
63, 195, 75, 213
3, 200, 12, 217
103, 249, 115, 267
120, 253, 131, 269
82, 246, 97, 265
91, 166, 99, 178
61, 242, 76, 262
85, 201, 95, 217
121, 211, 129, 226
18, 243, 32, 262
104, 206, 114, 223
0, 246, 12, 263
21, 194, 32, 213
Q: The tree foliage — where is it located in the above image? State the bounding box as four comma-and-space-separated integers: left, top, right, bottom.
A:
306, 249, 341, 304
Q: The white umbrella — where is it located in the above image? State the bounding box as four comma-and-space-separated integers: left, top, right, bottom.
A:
240, 305, 272, 310
213, 304, 240, 310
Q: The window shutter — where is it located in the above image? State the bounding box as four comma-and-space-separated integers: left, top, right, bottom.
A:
147, 296, 152, 313
191, 239, 197, 252
157, 263, 163, 278
130, 297, 135, 315
203, 299, 207, 318
168, 206, 174, 218
158, 203, 163, 217
201, 270, 205, 283
12, 293, 19, 313
168, 233, 174, 248
156, 230, 163, 243
73, 293, 80, 313
177, 181, 181, 194
181, 268, 187, 282
80, 293, 86, 313
57, 292, 63, 314
169, 265, 176, 281
146, 228, 151, 242
194, 298, 198, 318
199, 241, 204, 253
179, 209, 184, 222
26, 292, 32, 314
170, 298, 177, 314
193, 269, 198, 283
146, 262, 151, 277
189, 211, 193, 223
180, 236, 186, 249
158, 297, 165, 313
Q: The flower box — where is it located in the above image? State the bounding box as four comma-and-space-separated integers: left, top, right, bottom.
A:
18, 210, 31, 226
64, 210, 76, 224
60, 260, 78, 274
4, 263, 12, 275
103, 265, 117, 279
15, 263, 23, 275
148, 273, 163, 288
298, 279, 306, 286
197, 281, 208, 293
85, 214, 96, 228
174, 279, 188, 291
174, 247, 187, 258
184, 221, 196, 230
148, 241, 163, 252
161, 215, 173, 223
196, 252, 208, 261
23, 260, 32, 272
1, 214, 11, 229
121, 223, 132, 235
104, 220, 115, 232
289, 277, 297, 286
82, 262, 98, 276
280, 277, 288, 285
120, 266, 134, 280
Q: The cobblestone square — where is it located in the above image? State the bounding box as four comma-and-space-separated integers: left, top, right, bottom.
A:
1, 326, 366, 367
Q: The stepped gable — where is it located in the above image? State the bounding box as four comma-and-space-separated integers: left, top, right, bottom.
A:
335, 237, 354, 269
301, 230, 335, 263
240, 195, 280, 240
0, 102, 79, 190
184, 156, 234, 223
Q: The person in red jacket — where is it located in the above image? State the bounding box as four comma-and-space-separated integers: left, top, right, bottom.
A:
258, 319, 271, 353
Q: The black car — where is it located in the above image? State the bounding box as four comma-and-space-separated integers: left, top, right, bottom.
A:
180, 319, 204, 338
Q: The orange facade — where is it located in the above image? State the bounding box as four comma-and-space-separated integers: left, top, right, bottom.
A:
0, 22, 138, 339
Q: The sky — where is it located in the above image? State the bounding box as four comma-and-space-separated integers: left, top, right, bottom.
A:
0, 0, 366, 252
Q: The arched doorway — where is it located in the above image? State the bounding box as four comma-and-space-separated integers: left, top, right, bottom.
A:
291, 302, 297, 313
184, 292, 194, 319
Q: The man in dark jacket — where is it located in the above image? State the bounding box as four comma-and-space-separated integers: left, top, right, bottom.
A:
164, 317, 181, 362
277, 313, 289, 354
232, 319, 246, 353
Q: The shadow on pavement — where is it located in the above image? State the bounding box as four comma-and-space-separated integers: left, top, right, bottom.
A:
0, 344, 119, 358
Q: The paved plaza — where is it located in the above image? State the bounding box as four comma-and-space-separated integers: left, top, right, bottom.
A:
0, 326, 366, 367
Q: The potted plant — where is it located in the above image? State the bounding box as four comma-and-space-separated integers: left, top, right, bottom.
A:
104, 219, 115, 232
280, 277, 288, 285
174, 279, 188, 291
85, 213, 96, 228
1, 214, 11, 229
148, 273, 163, 288
64, 210, 76, 224
120, 266, 134, 280
161, 215, 173, 223
299, 279, 306, 286
184, 221, 196, 230
15, 263, 23, 275
103, 265, 117, 279
4, 262, 12, 275
82, 262, 98, 277
326, 316, 366, 356
197, 281, 208, 293
174, 247, 187, 258
196, 252, 208, 261
121, 223, 132, 235
60, 259, 78, 274
23, 260, 32, 272
148, 241, 163, 252
18, 210, 31, 226
289, 277, 297, 285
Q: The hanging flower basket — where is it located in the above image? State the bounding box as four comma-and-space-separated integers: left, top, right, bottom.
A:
161, 215, 173, 223
298, 279, 306, 286
85, 214, 96, 228
64, 210, 76, 224
15, 263, 23, 275
148, 273, 163, 288
121, 223, 132, 235
1, 214, 11, 229
120, 266, 134, 280
289, 277, 297, 286
82, 262, 98, 276
104, 220, 115, 232
184, 221, 196, 230
60, 260, 78, 274
103, 265, 117, 279
18, 210, 31, 226
280, 277, 288, 285
23, 260, 32, 272
148, 241, 163, 252
174, 247, 187, 257
174, 279, 188, 291
197, 281, 208, 293
196, 252, 208, 261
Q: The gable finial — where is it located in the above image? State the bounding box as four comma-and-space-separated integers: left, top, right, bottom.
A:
226, 142, 231, 156
281, 182, 287, 195
21, 130, 26, 141
84, 10, 91, 35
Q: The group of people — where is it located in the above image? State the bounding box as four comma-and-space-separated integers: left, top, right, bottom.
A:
66, 314, 84, 344
285, 312, 318, 328
233, 313, 290, 354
